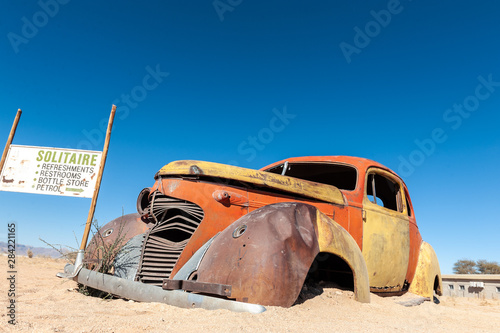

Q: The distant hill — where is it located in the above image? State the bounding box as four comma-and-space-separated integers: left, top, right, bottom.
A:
0, 241, 71, 258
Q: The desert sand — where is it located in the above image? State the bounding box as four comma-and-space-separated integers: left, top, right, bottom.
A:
1, 256, 499, 332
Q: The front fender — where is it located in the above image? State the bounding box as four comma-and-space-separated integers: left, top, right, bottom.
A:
84, 213, 152, 270
408, 241, 442, 298
194, 202, 370, 307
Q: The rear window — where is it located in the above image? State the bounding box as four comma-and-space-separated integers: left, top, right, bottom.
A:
264, 162, 357, 191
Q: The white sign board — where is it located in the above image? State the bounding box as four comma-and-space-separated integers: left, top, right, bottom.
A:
0, 145, 102, 198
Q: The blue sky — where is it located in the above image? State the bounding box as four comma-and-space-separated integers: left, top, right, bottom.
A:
1, 0, 499, 274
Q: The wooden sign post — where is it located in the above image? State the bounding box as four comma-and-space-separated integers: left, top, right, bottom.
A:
0, 109, 22, 174
71, 105, 116, 274
80, 105, 116, 250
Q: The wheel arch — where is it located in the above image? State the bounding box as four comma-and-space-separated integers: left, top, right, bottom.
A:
314, 210, 371, 303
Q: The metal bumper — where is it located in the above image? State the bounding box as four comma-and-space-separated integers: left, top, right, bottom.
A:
61, 264, 266, 314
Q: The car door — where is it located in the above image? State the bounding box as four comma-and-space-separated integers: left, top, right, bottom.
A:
362, 168, 410, 292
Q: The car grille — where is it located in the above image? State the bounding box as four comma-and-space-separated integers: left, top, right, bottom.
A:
136, 191, 204, 285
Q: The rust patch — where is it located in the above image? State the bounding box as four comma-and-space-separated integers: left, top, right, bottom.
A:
162, 279, 232, 297
84, 213, 152, 270
189, 165, 203, 175
196, 202, 320, 307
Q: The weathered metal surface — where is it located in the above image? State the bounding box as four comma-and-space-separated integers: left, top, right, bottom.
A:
84, 213, 151, 271
404, 187, 422, 286
172, 235, 217, 280
82, 155, 440, 308
135, 191, 204, 285
212, 189, 250, 207
314, 210, 371, 303
408, 241, 442, 298
154, 157, 432, 299
163, 279, 232, 297
363, 182, 410, 292
150, 178, 340, 279
153, 179, 251, 278
64, 264, 265, 313
136, 187, 152, 220
195, 203, 320, 307
113, 234, 145, 280
362, 169, 410, 291
56, 250, 85, 279
158, 160, 346, 205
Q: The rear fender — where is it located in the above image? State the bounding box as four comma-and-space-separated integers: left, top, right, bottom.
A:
408, 241, 442, 298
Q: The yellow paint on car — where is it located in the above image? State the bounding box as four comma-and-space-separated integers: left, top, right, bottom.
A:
159, 160, 345, 205
362, 168, 411, 291
362, 201, 410, 289
315, 210, 370, 303
408, 241, 442, 298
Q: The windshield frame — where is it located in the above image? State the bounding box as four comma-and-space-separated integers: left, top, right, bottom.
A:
263, 161, 358, 191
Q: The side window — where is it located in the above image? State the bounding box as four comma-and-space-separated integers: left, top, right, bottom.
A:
366, 173, 402, 212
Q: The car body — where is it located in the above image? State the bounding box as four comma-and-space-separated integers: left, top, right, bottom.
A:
85, 156, 442, 307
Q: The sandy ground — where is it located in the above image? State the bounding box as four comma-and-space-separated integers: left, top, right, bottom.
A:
1, 256, 500, 333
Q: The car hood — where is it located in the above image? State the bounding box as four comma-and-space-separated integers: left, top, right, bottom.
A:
157, 160, 345, 206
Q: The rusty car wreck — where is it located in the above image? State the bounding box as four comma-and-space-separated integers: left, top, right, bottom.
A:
61, 156, 442, 312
